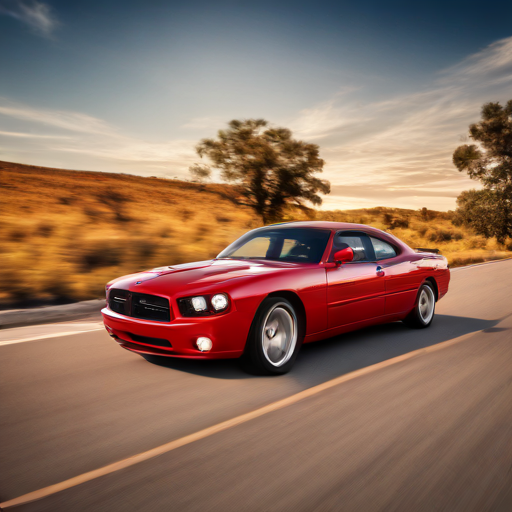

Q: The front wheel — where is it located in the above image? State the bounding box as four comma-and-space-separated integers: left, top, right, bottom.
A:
403, 282, 436, 328
241, 297, 303, 375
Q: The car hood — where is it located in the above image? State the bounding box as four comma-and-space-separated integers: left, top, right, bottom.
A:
108, 259, 298, 297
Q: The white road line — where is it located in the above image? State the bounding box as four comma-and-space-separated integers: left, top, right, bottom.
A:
0, 328, 104, 346
451, 257, 512, 271
0, 328, 480, 510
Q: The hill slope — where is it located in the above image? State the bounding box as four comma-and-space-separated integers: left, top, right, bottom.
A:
1, 161, 510, 305
0, 161, 258, 304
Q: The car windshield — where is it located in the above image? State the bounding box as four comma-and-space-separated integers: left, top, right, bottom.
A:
217, 227, 331, 264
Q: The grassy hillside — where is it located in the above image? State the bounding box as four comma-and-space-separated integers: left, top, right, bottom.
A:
1, 161, 511, 306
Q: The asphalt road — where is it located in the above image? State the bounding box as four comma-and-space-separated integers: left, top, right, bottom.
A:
1, 260, 511, 511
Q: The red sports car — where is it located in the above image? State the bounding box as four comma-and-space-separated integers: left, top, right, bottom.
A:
102, 222, 450, 374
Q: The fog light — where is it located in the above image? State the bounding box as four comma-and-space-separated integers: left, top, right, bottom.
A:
196, 337, 212, 352
105, 326, 115, 337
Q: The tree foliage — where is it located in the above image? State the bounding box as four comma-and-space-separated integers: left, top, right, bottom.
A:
453, 189, 511, 242
192, 119, 330, 223
452, 101, 512, 243
188, 163, 211, 183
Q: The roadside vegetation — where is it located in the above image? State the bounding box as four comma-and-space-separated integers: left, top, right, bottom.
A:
1, 161, 511, 307
452, 100, 512, 244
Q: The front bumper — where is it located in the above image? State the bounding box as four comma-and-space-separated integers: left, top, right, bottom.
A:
102, 307, 246, 359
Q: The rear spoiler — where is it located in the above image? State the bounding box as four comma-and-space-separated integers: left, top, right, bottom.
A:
415, 247, 440, 254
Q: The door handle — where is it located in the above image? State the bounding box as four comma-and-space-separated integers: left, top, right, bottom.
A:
376, 265, 385, 277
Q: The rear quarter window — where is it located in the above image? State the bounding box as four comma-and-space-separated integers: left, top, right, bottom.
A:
370, 237, 397, 260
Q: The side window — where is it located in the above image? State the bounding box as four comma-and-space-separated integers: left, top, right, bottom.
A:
332, 233, 371, 262
370, 237, 397, 260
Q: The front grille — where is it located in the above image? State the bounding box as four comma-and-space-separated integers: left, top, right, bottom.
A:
109, 289, 171, 322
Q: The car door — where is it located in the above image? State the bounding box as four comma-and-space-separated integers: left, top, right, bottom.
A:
368, 235, 425, 315
326, 231, 385, 329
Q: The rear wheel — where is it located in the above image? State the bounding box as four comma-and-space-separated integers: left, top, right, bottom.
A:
403, 282, 436, 328
241, 297, 303, 375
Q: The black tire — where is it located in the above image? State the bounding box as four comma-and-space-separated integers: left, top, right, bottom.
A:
240, 297, 304, 375
403, 282, 436, 329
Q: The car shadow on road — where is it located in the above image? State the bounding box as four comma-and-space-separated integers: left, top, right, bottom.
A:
292, 314, 500, 388
142, 314, 500, 383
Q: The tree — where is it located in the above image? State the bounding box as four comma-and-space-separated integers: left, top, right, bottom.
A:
191, 119, 330, 223
452, 101, 512, 243
188, 163, 211, 183
453, 189, 511, 241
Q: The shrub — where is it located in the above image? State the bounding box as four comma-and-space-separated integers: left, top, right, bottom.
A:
96, 188, 131, 222
96, 188, 127, 205
428, 229, 452, 242
44, 277, 73, 300
383, 212, 393, 226
132, 239, 155, 260
83, 207, 103, 221
416, 224, 428, 237
449, 255, 486, 267
467, 236, 487, 249
8, 228, 27, 242
390, 217, 409, 229
36, 222, 54, 238
382, 211, 409, 229
80, 240, 123, 271
158, 227, 174, 238
194, 224, 208, 243
181, 209, 194, 222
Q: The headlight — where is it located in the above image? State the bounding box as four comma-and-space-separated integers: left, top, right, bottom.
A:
211, 293, 228, 311
191, 296, 207, 311
177, 293, 230, 317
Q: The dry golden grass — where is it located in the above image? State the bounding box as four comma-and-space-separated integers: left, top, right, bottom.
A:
0, 161, 259, 305
1, 161, 511, 306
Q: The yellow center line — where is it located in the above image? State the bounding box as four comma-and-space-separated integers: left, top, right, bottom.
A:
0, 328, 480, 510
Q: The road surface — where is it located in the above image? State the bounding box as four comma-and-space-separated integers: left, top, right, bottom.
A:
1, 260, 511, 511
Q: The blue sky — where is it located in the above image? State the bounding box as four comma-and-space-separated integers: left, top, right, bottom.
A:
1, 0, 511, 210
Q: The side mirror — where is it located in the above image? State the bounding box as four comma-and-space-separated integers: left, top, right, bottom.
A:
334, 247, 354, 266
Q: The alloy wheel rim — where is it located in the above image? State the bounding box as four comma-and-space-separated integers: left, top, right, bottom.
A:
261, 304, 297, 367
418, 286, 435, 324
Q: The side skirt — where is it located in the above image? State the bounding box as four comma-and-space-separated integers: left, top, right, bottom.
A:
303, 312, 408, 344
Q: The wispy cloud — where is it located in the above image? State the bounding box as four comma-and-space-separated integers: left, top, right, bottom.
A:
0, 130, 70, 139
0, 101, 111, 134
0, 99, 197, 177
289, 36, 512, 210
0, 0, 59, 37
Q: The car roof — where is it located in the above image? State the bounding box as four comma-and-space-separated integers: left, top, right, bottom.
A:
264, 220, 380, 231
